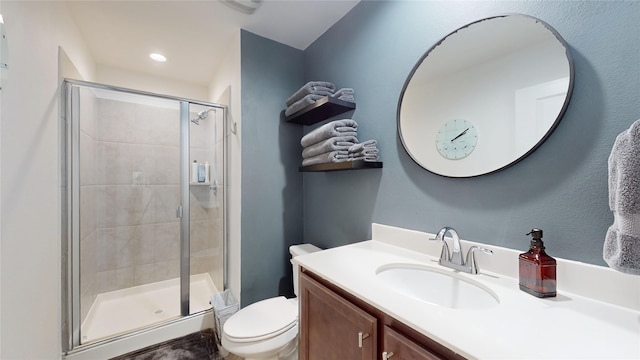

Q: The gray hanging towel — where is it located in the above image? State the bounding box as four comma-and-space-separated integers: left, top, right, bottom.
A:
604, 119, 640, 275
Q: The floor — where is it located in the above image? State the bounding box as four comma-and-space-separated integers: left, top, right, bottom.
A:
110, 329, 217, 360
110, 329, 245, 360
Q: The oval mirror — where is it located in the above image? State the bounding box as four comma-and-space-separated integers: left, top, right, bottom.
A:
398, 14, 573, 178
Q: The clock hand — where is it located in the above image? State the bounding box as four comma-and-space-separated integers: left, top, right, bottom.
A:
450, 128, 469, 142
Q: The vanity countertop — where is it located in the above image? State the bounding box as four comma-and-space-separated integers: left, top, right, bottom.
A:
293, 224, 640, 359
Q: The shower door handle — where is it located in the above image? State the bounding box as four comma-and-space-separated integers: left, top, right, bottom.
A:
176, 205, 183, 218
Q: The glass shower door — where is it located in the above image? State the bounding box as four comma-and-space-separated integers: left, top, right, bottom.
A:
188, 103, 225, 316
72, 84, 184, 343
64, 80, 226, 351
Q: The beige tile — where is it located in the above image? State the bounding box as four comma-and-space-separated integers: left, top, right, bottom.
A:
153, 145, 180, 185
153, 185, 180, 224
80, 185, 97, 241
133, 224, 156, 265
134, 103, 180, 146
154, 260, 180, 282
96, 226, 135, 271
155, 222, 180, 262
134, 260, 180, 285
97, 99, 136, 143
190, 191, 210, 220
133, 263, 156, 286
189, 220, 207, 252
96, 185, 155, 228
97, 141, 134, 185
96, 267, 134, 293
80, 131, 97, 186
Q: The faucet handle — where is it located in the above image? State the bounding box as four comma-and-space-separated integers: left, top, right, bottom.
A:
465, 246, 493, 274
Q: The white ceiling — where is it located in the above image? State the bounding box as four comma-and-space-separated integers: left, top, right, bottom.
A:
67, 0, 360, 86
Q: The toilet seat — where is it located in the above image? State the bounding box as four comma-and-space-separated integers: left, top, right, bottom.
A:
224, 296, 297, 343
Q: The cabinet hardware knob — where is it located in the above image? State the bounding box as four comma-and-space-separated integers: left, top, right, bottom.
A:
358, 331, 370, 348
382, 351, 395, 360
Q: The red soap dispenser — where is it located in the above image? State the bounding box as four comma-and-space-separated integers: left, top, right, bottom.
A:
519, 229, 557, 298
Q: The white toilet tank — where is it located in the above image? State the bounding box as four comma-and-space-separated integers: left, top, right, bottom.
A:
289, 244, 321, 296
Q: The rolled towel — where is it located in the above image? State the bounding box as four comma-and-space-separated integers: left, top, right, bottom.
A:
604, 119, 640, 275
301, 151, 349, 167
302, 136, 359, 159
285, 94, 325, 116
301, 119, 359, 147
286, 81, 336, 107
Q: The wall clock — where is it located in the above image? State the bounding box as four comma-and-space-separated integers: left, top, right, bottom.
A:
435, 119, 478, 160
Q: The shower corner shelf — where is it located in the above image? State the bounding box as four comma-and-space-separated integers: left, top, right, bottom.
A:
299, 160, 383, 172
284, 96, 356, 125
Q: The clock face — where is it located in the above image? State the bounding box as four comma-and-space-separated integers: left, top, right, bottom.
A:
435, 119, 478, 160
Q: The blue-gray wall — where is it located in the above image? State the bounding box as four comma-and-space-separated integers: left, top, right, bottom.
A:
241, 30, 304, 306
240, 1, 639, 305
302, 1, 639, 265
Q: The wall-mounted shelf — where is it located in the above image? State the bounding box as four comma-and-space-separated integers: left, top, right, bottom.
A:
284, 96, 356, 125
300, 160, 382, 172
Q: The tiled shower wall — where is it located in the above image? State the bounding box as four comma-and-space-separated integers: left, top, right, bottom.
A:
78, 91, 223, 322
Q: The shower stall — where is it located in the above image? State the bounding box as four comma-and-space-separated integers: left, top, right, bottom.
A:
61, 80, 227, 354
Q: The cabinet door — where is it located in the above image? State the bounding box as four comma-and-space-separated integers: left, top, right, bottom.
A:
382, 326, 442, 360
299, 272, 377, 360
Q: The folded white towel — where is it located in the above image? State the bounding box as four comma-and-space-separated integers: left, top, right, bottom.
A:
286, 81, 336, 107
604, 119, 640, 275
301, 119, 359, 147
285, 94, 325, 117
331, 88, 355, 98
348, 140, 377, 153
301, 151, 349, 167
338, 95, 355, 103
349, 154, 379, 162
302, 136, 359, 159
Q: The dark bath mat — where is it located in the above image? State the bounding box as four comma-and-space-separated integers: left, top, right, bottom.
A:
110, 329, 221, 360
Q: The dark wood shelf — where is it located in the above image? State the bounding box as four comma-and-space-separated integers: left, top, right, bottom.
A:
284, 96, 356, 125
299, 160, 382, 172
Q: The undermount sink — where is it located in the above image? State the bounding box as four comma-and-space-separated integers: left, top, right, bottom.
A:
375, 263, 499, 309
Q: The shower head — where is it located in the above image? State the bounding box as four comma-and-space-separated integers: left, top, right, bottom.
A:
191, 109, 213, 125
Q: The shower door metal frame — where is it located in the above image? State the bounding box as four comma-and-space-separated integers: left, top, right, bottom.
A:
61, 79, 228, 354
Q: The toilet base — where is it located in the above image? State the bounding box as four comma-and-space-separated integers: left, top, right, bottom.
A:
227, 336, 297, 360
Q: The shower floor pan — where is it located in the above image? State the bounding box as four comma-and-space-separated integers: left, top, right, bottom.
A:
81, 273, 218, 344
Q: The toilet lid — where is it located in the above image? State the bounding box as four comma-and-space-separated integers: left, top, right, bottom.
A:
224, 296, 297, 343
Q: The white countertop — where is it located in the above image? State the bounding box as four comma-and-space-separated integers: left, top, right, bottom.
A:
294, 224, 640, 359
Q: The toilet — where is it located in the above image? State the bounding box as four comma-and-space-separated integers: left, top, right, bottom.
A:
221, 244, 321, 360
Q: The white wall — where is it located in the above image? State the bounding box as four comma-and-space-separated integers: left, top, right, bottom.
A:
207, 30, 242, 305
0, 1, 94, 358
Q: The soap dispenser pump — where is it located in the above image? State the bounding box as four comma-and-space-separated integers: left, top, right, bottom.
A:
519, 229, 557, 298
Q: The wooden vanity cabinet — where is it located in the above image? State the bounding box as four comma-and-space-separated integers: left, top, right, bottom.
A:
299, 269, 465, 360
382, 326, 442, 360
299, 269, 377, 359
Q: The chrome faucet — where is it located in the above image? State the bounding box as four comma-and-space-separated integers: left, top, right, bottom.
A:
430, 226, 493, 274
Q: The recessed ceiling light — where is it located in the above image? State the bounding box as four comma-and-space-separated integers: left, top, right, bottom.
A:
149, 53, 167, 62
